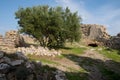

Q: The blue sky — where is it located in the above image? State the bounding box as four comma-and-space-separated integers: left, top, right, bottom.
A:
0, 0, 120, 35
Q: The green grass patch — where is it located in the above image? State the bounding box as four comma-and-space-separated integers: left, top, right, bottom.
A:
99, 48, 120, 62
61, 47, 86, 54
65, 72, 88, 80
70, 47, 86, 54
57, 47, 86, 58
27, 54, 58, 65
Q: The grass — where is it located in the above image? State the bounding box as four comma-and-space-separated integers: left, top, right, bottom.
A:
98, 48, 120, 62
27, 54, 59, 65
65, 72, 88, 80
61, 47, 86, 54
57, 47, 86, 59
70, 47, 86, 54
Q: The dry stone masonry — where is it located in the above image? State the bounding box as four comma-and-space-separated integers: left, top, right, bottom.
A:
81, 24, 110, 46
0, 30, 26, 48
81, 24, 110, 40
0, 51, 67, 80
81, 24, 120, 49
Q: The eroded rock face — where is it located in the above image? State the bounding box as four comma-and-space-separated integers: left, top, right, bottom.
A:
81, 24, 110, 46
81, 24, 110, 40
81, 24, 120, 49
105, 35, 120, 49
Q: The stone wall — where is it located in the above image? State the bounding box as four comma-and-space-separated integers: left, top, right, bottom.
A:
81, 24, 110, 40
0, 30, 26, 48
80, 24, 110, 46
81, 24, 120, 49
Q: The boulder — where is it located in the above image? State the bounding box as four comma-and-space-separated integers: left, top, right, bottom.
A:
0, 63, 10, 73
105, 36, 120, 49
25, 61, 35, 69
117, 33, 120, 37
10, 60, 24, 66
16, 52, 27, 60
2, 57, 11, 64
55, 70, 68, 80
0, 51, 4, 59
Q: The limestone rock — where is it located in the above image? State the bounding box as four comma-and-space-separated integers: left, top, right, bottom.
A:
17, 45, 61, 57
16, 52, 27, 60
0, 51, 4, 58
105, 36, 120, 49
25, 61, 35, 69
10, 60, 24, 66
2, 57, 11, 64
117, 33, 120, 37
0, 52, 67, 80
55, 70, 68, 80
0, 74, 6, 80
0, 74, 5, 77
0, 30, 26, 49
0, 63, 10, 73
81, 24, 110, 40
81, 24, 110, 46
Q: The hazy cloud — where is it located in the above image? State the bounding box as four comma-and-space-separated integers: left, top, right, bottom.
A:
55, 0, 120, 35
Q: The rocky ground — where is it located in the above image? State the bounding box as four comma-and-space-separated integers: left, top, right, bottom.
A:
0, 30, 120, 80
0, 51, 67, 80
0, 45, 120, 80
27, 45, 120, 80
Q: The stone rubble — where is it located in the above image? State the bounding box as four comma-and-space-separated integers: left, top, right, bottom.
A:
0, 51, 67, 80
17, 45, 61, 57
0, 51, 4, 58
104, 34, 120, 49
55, 70, 68, 80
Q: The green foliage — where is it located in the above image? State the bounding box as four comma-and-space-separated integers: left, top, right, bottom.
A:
15, 5, 81, 48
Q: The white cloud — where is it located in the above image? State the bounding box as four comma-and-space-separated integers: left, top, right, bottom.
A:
55, 0, 120, 36
55, 0, 93, 24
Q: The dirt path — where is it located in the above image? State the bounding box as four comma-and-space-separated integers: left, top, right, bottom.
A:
81, 49, 109, 61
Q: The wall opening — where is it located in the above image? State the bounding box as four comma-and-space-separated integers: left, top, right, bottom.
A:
88, 43, 98, 47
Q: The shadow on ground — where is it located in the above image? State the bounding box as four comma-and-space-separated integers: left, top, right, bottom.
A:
63, 54, 120, 80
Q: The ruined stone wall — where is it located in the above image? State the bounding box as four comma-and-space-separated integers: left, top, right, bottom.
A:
0, 30, 25, 48
81, 24, 110, 40
81, 24, 120, 49
81, 24, 110, 46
